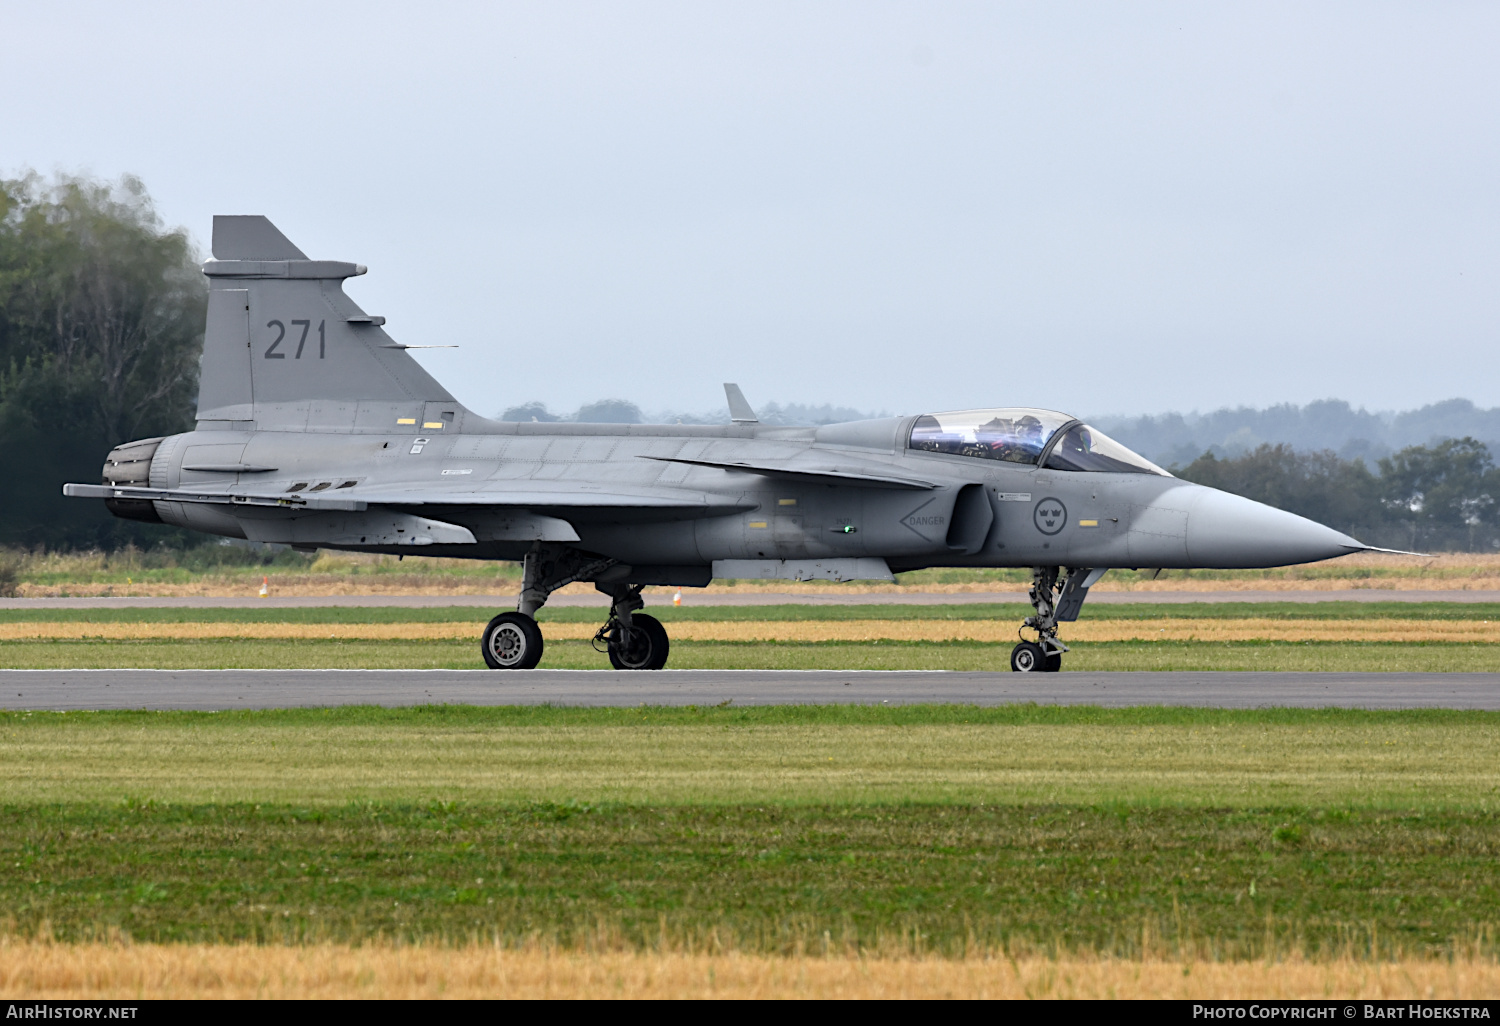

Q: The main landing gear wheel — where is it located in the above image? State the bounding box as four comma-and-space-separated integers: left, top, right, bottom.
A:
482, 611, 544, 669
607, 612, 670, 670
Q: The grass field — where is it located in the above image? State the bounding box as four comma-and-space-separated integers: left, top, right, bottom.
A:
33, 800, 1497, 954
2, 601, 1499, 671
2, 705, 1498, 966
6, 705, 1498, 807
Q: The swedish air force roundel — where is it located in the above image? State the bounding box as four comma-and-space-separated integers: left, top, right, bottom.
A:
1033, 497, 1067, 535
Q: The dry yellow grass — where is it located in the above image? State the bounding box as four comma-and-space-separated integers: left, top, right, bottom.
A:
2, 942, 1498, 999
7, 618, 1499, 643
25, 577, 1500, 598
16, 552, 1500, 598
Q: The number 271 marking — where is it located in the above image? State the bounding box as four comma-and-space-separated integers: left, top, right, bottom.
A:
265, 319, 326, 359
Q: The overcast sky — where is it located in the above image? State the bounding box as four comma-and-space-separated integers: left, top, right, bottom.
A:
5, 2, 1497, 418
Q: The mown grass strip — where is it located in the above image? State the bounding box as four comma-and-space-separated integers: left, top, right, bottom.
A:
6, 703, 1500, 726
1, 802, 1496, 958
3, 637, 1498, 671
4, 713, 1498, 808
3, 601, 1500, 624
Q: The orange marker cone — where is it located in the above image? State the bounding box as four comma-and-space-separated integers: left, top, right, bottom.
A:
673, 590, 682, 607
259, 576, 269, 598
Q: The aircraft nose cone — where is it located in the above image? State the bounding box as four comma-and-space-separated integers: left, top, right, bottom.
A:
1185, 486, 1362, 568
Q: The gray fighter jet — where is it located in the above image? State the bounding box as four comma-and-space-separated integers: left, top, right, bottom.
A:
65, 216, 1391, 672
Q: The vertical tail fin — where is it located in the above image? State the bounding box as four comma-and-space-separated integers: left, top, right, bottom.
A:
197, 216, 464, 431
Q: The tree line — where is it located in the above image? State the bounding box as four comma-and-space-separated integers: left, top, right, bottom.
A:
1175, 440, 1500, 552
0, 173, 205, 549
1097, 398, 1500, 470
0, 172, 1495, 552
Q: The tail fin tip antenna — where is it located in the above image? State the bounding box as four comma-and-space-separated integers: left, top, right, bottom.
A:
212, 215, 308, 261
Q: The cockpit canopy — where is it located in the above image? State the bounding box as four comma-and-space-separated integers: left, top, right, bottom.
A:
907, 408, 1169, 476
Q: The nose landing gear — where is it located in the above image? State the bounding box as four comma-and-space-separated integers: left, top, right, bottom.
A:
1009, 566, 1105, 672
1011, 566, 1067, 672
1009, 639, 1059, 673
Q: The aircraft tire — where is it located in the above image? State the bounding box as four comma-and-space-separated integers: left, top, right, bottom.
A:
1043, 652, 1062, 672
482, 612, 544, 670
608, 613, 670, 670
1010, 641, 1047, 672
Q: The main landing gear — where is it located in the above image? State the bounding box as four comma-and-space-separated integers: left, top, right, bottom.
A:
1010, 566, 1104, 673
592, 584, 670, 670
479, 543, 672, 671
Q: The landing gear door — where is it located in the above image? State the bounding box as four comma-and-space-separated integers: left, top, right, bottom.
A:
1055, 567, 1107, 622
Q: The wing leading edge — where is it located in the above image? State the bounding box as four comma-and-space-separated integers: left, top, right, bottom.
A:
63, 482, 755, 513
640, 456, 937, 489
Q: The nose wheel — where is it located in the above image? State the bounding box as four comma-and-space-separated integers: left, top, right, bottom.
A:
1010, 640, 1062, 673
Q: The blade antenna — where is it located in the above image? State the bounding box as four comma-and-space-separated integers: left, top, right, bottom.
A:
724, 383, 758, 424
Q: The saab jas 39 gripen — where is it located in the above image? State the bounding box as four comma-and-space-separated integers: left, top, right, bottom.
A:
65, 216, 1394, 672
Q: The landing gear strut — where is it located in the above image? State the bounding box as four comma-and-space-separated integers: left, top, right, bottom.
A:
1010, 566, 1104, 673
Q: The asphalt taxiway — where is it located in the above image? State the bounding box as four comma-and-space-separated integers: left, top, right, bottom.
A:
2, 669, 1496, 711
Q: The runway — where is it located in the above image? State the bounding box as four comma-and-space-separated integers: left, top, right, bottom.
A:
3, 669, 1497, 711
